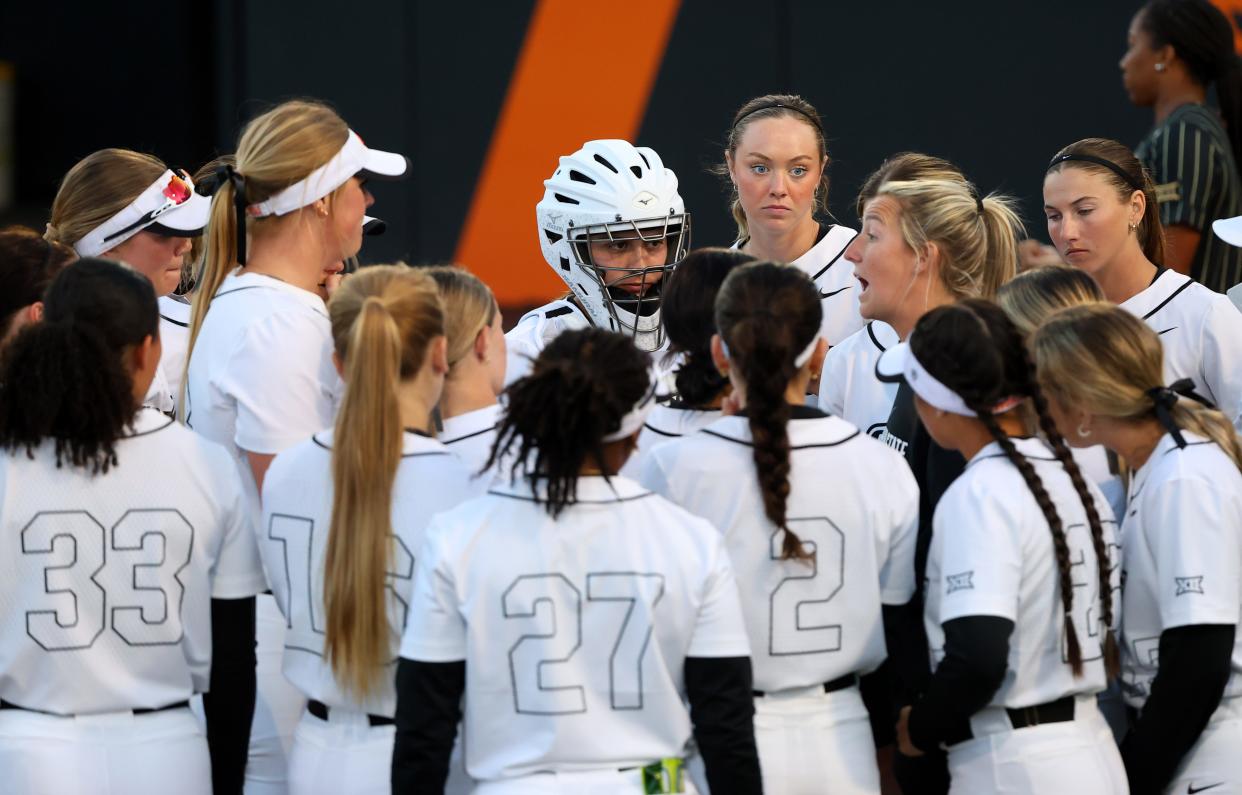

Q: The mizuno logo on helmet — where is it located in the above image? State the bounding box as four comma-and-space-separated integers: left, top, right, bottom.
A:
633, 191, 658, 208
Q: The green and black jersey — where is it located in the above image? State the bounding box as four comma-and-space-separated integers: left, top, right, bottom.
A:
1136, 103, 1242, 293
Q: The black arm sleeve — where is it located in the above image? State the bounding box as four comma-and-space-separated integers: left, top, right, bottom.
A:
906, 615, 1014, 753
392, 657, 465, 795
1121, 624, 1235, 795
684, 656, 762, 795
203, 596, 256, 795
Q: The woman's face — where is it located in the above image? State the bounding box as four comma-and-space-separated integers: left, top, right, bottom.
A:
330, 177, 375, 260
1043, 167, 1141, 279
847, 197, 922, 325
727, 116, 824, 238
106, 230, 190, 297
1120, 11, 1160, 107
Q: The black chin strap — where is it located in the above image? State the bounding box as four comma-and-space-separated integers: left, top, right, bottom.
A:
1146, 378, 1214, 448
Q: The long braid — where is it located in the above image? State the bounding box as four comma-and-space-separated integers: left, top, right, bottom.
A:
1020, 345, 1120, 677
976, 410, 1085, 675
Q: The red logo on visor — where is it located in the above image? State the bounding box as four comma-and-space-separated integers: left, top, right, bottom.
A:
163, 174, 192, 204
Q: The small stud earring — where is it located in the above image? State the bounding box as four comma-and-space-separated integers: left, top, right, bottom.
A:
1128, 221, 1137, 233
1155, 63, 1166, 72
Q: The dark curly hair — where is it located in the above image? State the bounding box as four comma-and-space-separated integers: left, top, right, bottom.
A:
909, 298, 1118, 677
486, 328, 651, 517
0, 258, 159, 473
715, 261, 821, 562
0, 225, 76, 345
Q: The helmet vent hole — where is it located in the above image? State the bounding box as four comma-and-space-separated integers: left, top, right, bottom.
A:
629, 166, 642, 178
638, 152, 651, 169
568, 170, 596, 185
544, 230, 564, 244
559, 256, 571, 272
593, 154, 618, 173
553, 193, 580, 205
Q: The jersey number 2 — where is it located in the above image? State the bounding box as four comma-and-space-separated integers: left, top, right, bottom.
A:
22, 510, 194, 651
769, 516, 845, 656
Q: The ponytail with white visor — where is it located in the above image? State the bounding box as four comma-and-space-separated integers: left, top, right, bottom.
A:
602, 369, 659, 442
74, 169, 211, 257
875, 341, 1022, 416
719, 334, 822, 370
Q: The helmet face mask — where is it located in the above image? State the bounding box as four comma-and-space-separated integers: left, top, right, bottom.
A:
536, 140, 691, 351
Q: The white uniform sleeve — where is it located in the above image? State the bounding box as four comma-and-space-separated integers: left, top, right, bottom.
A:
1147, 478, 1241, 630
223, 312, 335, 455
817, 343, 849, 417
685, 530, 752, 658
209, 448, 268, 599
1198, 297, 1242, 431
878, 459, 919, 605
400, 519, 468, 662
933, 487, 1023, 623
638, 445, 674, 498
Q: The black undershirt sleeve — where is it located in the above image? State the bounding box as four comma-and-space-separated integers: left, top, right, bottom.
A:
392, 657, 465, 795
906, 615, 1014, 753
1121, 624, 1235, 795
203, 596, 256, 795
684, 656, 763, 795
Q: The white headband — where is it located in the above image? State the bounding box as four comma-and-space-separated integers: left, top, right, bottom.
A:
876, 342, 1021, 417
74, 169, 211, 257
249, 130, 408, 218
719, 334, 821, 369
602, 372, 658, 442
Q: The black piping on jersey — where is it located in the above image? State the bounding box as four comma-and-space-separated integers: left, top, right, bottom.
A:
310, 431, 450, 458
440, 425, 498, 445
866, 321, 889, 353
642, 423, 683, 438
159, 312, 189, 328
964, 439, 1056, 468
811, 226, 857, 281
123, 414, 176, 438
486, 486, 657, 505
1140, 276, 1194, 320
212, 280, 329, 318
702, 424, 860, 450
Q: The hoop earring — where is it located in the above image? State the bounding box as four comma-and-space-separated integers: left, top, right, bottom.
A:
1077, 424, 1092, 439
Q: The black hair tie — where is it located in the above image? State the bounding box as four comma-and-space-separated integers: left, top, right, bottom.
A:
1047, 153, 1144, 193
1146, 378, 1215, 448
196, 164, 250, 265
731, 102, 823, 134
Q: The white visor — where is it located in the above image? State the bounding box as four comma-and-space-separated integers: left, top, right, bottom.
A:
719, 335, 821, 369
876, 342, 980, 417
602, 371, 658, 442
74, 169, 211, 257
1213, 215, 1242, 247
362, 215, 386, 236
250, 130, 408, 218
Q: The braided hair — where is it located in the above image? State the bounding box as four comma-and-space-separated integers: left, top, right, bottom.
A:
715, 261, 821, 561
486, 328, 651, 517
909, 299, 1118, 676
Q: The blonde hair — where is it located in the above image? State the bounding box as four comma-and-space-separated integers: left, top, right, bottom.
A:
1033, 304, 1242, 471
184, 100, 350, 391
45, 149, 166, 249
997, 266, 1105, 337
855, 152, 966, 218
324, 263, 444, 698
423, 266, 497, 370
876, 178, 1023, 300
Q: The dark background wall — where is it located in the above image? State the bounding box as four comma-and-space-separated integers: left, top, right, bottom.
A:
3, 0, 1225, 309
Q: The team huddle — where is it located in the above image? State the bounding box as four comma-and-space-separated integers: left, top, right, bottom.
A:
2, 6, 1242, 795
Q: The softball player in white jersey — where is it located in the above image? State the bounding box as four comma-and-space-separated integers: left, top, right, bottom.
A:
1035, 303, 1242, 794
158, 293, 192, 414
0, 259, 266, 795
396, 327, 761, 795
1044, 139, 1242, 430
424, 266, 507, 481
259, 267, 476, 794
886, 299, 1125, 794
505, 139, 690, 386
185, 100, 408, 794
618, 247, 754, 481
817, 320, 900, 437
643, 262, 919, 795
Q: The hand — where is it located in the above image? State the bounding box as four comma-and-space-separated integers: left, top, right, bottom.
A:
1017, 239, 1064, 271
896, 706, 924, 758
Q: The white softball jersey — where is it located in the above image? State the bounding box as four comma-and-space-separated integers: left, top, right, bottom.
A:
1121, 269, 1242, 429
1118, 431, 1242, 710
641, 411, 919, 693
817, 320, 900, 439
259, 428, 475, 717
440, 402, 503, 482
618, 401, 721, 481
0, 410, 267, 715
158, 294, 192, 408
400, 475, 751, 782
503, 300, 592, 387
925, 437, 1118, 710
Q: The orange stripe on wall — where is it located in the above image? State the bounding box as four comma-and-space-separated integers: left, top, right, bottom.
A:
453, 0, 682, 309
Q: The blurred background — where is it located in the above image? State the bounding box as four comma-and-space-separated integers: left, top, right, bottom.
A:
1, 0, 1240, 317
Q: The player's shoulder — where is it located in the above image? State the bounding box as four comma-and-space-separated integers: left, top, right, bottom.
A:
508, 299, 587, 343
265, 431, 331, 487
826, 320, 896, 365
158, 293, 192, 327
794, 223, 858, 280
1145, 432, 1242, 494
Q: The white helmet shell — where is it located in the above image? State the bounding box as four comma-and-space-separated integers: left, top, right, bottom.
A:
535, 140, 690, 351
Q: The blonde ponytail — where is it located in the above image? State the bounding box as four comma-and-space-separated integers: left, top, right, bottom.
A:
1172, 402, 1242, 471
323, 264, 444, 697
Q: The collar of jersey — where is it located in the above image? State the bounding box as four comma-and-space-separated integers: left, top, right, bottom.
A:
967, 436, 1056, 467
1130, 428, 1211, 499
124, 407, 177, 437
312, 427, 451, 457
440, 403, 502, 443
701, 411, 856, 447
158, 293, 192, 325
491, 473, 650, 503
221, 270, 329, 317
1120, 268, 1191, 320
